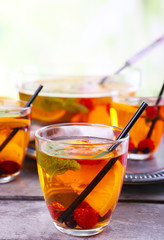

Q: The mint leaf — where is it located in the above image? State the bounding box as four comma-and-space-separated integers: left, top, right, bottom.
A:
64, 99, 88, 113
32, 96, 88, 113
37, 151, 81, 180
34, 97, 65, 112
21, 94, 88, 113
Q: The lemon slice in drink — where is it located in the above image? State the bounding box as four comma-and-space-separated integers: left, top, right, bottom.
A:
84, 160, 123, 217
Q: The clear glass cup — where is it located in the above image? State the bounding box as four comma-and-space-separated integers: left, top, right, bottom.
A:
0, 98, 31, 183
110, 95, 164, 160
35, 123, 129, 236
14, 65, 140, 129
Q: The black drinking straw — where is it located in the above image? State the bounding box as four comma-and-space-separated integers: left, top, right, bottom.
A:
100, 35, 164, 84
0, 85, 43, 152
58, 101, 148, 223
147, 82, 164, 138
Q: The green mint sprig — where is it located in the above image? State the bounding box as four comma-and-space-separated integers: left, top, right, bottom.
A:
37, 151, 81, 181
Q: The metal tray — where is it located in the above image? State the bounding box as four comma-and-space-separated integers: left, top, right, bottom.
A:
124, 140, 164, 184
27, 140, 164, 184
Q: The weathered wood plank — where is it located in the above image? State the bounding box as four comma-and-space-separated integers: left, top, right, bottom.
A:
0, 201, 164, 240
120, 182, 164, 202
0, 157, 42, 198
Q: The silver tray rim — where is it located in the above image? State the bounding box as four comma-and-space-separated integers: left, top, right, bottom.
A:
26, 147, 164, 185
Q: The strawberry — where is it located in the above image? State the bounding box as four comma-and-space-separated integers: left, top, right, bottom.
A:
77, 201, 90, 209
80, 98, 94, 110
138, 138, 155, 153
65, 201, 90, 228
0, 161, 20, 174
74, 207, 99, 229
48, 202, 65, 220
146, 106, 158, 120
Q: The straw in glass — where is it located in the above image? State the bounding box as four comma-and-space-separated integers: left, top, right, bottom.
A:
0, 85, 43, 152
57, 102, 148, 223
147, 82, 164, 138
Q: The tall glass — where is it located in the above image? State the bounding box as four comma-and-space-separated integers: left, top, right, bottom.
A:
0, 99, 31, 183
35, 123, 129, 236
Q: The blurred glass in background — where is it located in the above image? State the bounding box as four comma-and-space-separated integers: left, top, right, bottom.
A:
0, 0, 163, 98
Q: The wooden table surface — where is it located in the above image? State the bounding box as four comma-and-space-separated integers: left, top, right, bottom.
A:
1, 157, 164, 240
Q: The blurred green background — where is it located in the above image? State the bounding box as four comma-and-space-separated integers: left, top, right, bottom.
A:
0, 0, 163, 97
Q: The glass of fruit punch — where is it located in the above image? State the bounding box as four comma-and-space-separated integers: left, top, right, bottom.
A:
0, 99, 31, 183
110, 95, 164, 160
35, 123, 129, 236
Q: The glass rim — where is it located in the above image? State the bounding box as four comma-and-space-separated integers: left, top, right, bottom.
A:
35, 122, 129, 145
16, 66, 140, 98
112, 95, 164, 105
0, 98, 30, 111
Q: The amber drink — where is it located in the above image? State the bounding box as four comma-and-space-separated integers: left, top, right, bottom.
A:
17, 67, 140, 128
0, 99, 31, 183
111, 96, 164, 160
35, 123, 129, 236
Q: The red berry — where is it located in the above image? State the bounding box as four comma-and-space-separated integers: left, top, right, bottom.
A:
65, 202, 90, 228
51, 202, 65, 210
138, 138, 155, 153
77, 159, 101, 165
48, 205, 60, 220
0, 161, 21, 174
80, 98, 94, 110
146, 106, 158, 120
128, 139, 138, 153
77, 201, 91, 209
74, 207, 99, 229
48, 202, 65, 220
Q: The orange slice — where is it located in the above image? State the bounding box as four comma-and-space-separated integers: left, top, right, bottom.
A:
0, 142, 23, 163
32, 106, 66, 122
55, 161, 107, 190
111, 101, 139, 115
0, 118, 30, 129
55, 159, 123, 217
88, 106, 111, 124
84, 160, 123, 216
